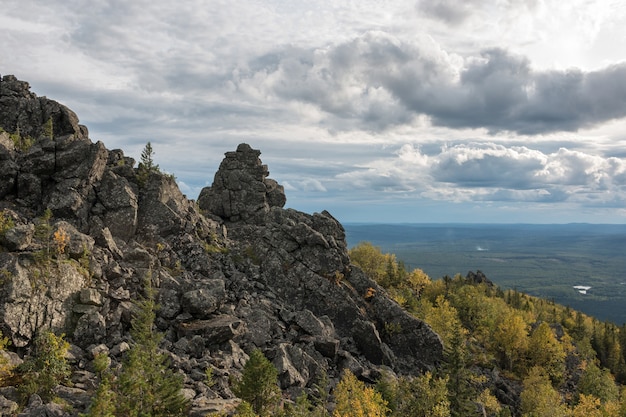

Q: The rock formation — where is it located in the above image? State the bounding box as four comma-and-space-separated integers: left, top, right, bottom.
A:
0, 75, 443, 416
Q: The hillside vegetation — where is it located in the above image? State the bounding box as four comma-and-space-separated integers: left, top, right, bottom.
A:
345, 241, 626, 417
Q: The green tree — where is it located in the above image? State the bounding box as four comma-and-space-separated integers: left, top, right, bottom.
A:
137, 142, 160, 186
570, 394, 603, 417
520, 367, 568, 417
232, 349, 281, 417
312, 369, 330, 416
578, 360, 619, 404
34, 208, 54, 262
349, 242, 388, 284
17, 331, 71, 402
140, 142, 159, 172
393, 372, 450, 417
234, 401, 258, 417
82, 353, 116, 417
114, 277, 188, 416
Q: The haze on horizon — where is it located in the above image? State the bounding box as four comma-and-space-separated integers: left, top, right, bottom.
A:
2, 0, 626, 224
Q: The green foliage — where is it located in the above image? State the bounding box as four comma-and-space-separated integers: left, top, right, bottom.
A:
116, 278, 188, 416
17, 331, 71, 402
234, 401, 258, 417
136, 141, 161, 186
44, 117, 54, 139
233, 349, 281, 416
349, 242, 404, 287
492, 310, 529, 372
284, 391, 314, 417
81, 353, 116, 417
312, 369, 330, 416
333, 370, 388, 417
0, 330, 13, 387
520, 367, 569, 417
392, 372, 450, 417
578, 360, 619, 404
10, 127, 33, 152
527, 322, 566, 384
0, 210, 14, 239
34, 208, 54, 263
84, 276, 189, 416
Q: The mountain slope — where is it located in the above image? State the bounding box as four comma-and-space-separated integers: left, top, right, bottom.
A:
0, 75, 442, 416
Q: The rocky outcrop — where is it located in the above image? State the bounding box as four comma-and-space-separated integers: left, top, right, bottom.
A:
0, 75, 443, 416
197, 143, 286, 222
0, 75, 88, 142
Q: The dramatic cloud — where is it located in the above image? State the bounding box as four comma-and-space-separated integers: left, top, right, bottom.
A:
235, 35, 626, 134
2, 0, 626, 222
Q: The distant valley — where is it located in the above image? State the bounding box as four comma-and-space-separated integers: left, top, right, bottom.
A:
344, 223, 626, 324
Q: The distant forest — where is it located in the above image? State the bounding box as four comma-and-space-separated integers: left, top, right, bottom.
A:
344, 223, 626, 324
346, 241, 626, 416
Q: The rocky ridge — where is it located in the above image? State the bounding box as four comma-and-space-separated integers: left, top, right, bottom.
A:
0, 75, 443, 416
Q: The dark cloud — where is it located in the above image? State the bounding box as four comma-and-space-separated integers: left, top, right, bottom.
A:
415, 0, 480, 25
432, 150, 545, 189
241, 34, 626, 134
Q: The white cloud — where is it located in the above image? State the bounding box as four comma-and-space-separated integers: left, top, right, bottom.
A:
3, 0, 626, 223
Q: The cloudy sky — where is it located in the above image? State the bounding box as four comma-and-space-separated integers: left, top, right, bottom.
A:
2, 0, 626, 223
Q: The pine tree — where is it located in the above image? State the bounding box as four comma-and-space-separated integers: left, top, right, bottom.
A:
81, 353, 116, 417
115, 276, 188, 416
137, 142, 160, 186
140, 141, 158, 172
233, 349, 281, 417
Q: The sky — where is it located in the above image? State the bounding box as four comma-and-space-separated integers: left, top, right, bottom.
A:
2, 0, 626, 224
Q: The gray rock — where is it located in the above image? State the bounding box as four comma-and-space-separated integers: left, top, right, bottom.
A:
182, 288, 220, 318
177, 315, 245, 345
79, 288, 103, 306
1, 223, 34, 251
294, 309, 334, 338
0, 394, 18, 415
198, 143, 285, 222
97, 170, 138, 240
74, 311, 106, 346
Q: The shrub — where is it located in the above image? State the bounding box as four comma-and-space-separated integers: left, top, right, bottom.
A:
0, 210, 14, 239
9, 126, 33, 152
44, 117, 53, 139
0, 331, 13, 387
17, 331, 71, 402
